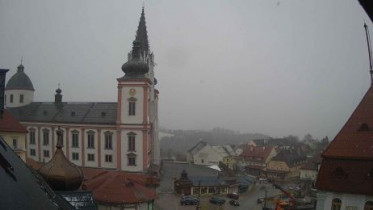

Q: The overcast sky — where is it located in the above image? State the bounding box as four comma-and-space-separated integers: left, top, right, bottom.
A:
0, 0, 371, 139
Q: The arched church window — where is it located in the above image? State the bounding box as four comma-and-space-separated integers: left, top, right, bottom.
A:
331, 198, 342, 210
10, 94, 13, 103
71, 130, 79, 148
42, 129, 50, 146
127, 132, 136, 152
19, 94, 24, 103
129, 101, 136, 116
87, 130, 95, 148
365, 201, 373, 210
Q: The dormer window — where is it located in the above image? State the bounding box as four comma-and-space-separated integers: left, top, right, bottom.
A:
71, 111, 76, 117
358, 123, 370, 131
333, 167, 347, 179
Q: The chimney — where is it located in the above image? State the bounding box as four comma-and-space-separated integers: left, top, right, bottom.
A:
0, 69, 8, 119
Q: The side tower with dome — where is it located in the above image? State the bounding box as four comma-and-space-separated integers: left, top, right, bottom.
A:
5, 64, 34, 108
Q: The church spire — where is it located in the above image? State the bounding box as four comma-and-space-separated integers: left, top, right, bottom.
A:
364, 22, 373, 85
135, 7, 149, 54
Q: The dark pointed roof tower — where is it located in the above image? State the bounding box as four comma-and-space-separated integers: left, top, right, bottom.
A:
135, 7, 149, 54
121, 7, 150, 77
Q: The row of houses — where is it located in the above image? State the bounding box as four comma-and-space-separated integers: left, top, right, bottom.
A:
186, 140, 321, 182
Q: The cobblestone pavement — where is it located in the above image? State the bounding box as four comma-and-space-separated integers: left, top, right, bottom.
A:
155, 183, 281, 210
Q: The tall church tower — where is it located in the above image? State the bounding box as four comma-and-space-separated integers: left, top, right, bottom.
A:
117, 8, 160, 172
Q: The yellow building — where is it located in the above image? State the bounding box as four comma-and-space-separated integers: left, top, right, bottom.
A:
265, 149, 306, 181
0, 110, 27, 161
222, 155, 237, 170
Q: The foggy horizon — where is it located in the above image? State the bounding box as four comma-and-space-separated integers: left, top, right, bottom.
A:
0, 0, 372, 140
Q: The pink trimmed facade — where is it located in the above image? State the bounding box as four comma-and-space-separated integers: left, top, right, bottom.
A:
8, 8, 160, 173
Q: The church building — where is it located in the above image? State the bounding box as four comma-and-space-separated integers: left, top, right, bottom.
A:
5, 8, 160, 173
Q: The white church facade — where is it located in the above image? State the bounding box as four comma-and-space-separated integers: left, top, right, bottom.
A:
5, 8, 160, 173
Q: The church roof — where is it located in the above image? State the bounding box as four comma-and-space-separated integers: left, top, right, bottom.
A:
121, 8, 150, 78
322, 86, 373, 160
7, 102, 117, 125
316, 86, 373, 195
5, 64, 35, 91
135, 7, 149, 54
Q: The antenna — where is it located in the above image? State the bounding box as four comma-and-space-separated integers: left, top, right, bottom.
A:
21, 56, 23, 65
364, 22, 373, 85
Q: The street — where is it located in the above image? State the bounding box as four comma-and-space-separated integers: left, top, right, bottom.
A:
155, 182, 281, 210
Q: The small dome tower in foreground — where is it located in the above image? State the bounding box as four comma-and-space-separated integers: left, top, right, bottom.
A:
39, 128, 83, 191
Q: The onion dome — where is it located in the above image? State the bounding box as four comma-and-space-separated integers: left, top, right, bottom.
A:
121, 40, 149, 77
39, 129, 83, 191
5, 64, 34, 91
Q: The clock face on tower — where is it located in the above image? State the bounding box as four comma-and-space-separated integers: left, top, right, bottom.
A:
129, 88, 136, 96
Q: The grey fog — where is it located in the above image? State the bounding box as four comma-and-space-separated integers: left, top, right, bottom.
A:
0, 0, 371, 139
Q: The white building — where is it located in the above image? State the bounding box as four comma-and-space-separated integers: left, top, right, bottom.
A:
6, 8, 160, 173
187, 141, 236, 166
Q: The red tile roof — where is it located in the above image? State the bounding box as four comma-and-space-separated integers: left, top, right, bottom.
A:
0, 110, 27, 133
322, 86, 373, 159
316, 158, 373, 194
316, 87, 373, 195
82, 168, 157, 204
240, 145, 274, 162
26, 158, 42, 170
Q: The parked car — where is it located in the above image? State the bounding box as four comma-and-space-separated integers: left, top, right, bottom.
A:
180, 195, 199, 205
227, 192, 239, 200
229, 199, 240, 206
209, 197, 226, 205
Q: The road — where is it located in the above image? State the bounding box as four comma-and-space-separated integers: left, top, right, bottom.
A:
155, 182, 281, 210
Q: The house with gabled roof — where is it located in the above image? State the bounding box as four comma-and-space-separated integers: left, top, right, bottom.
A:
186, 141, 236, 166
237, 145, 277, 176
265, 149, 306, 181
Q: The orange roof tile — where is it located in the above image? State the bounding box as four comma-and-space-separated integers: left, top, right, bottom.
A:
0, 110, 27, 133
316, 87, 373, 195
82, 168, 157, 204
322, 87, 373, 159
240, 145, 274, 161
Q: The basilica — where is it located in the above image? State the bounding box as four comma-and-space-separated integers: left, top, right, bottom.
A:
5, 8, 160, 173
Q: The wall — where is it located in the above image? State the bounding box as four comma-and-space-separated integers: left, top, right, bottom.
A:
0, 131, 26, 161
5, 89, 34, 108
23, 123, 119, 169
317, 191, 373, 210
193, 145, 222, 166
120, 129, 144, 172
